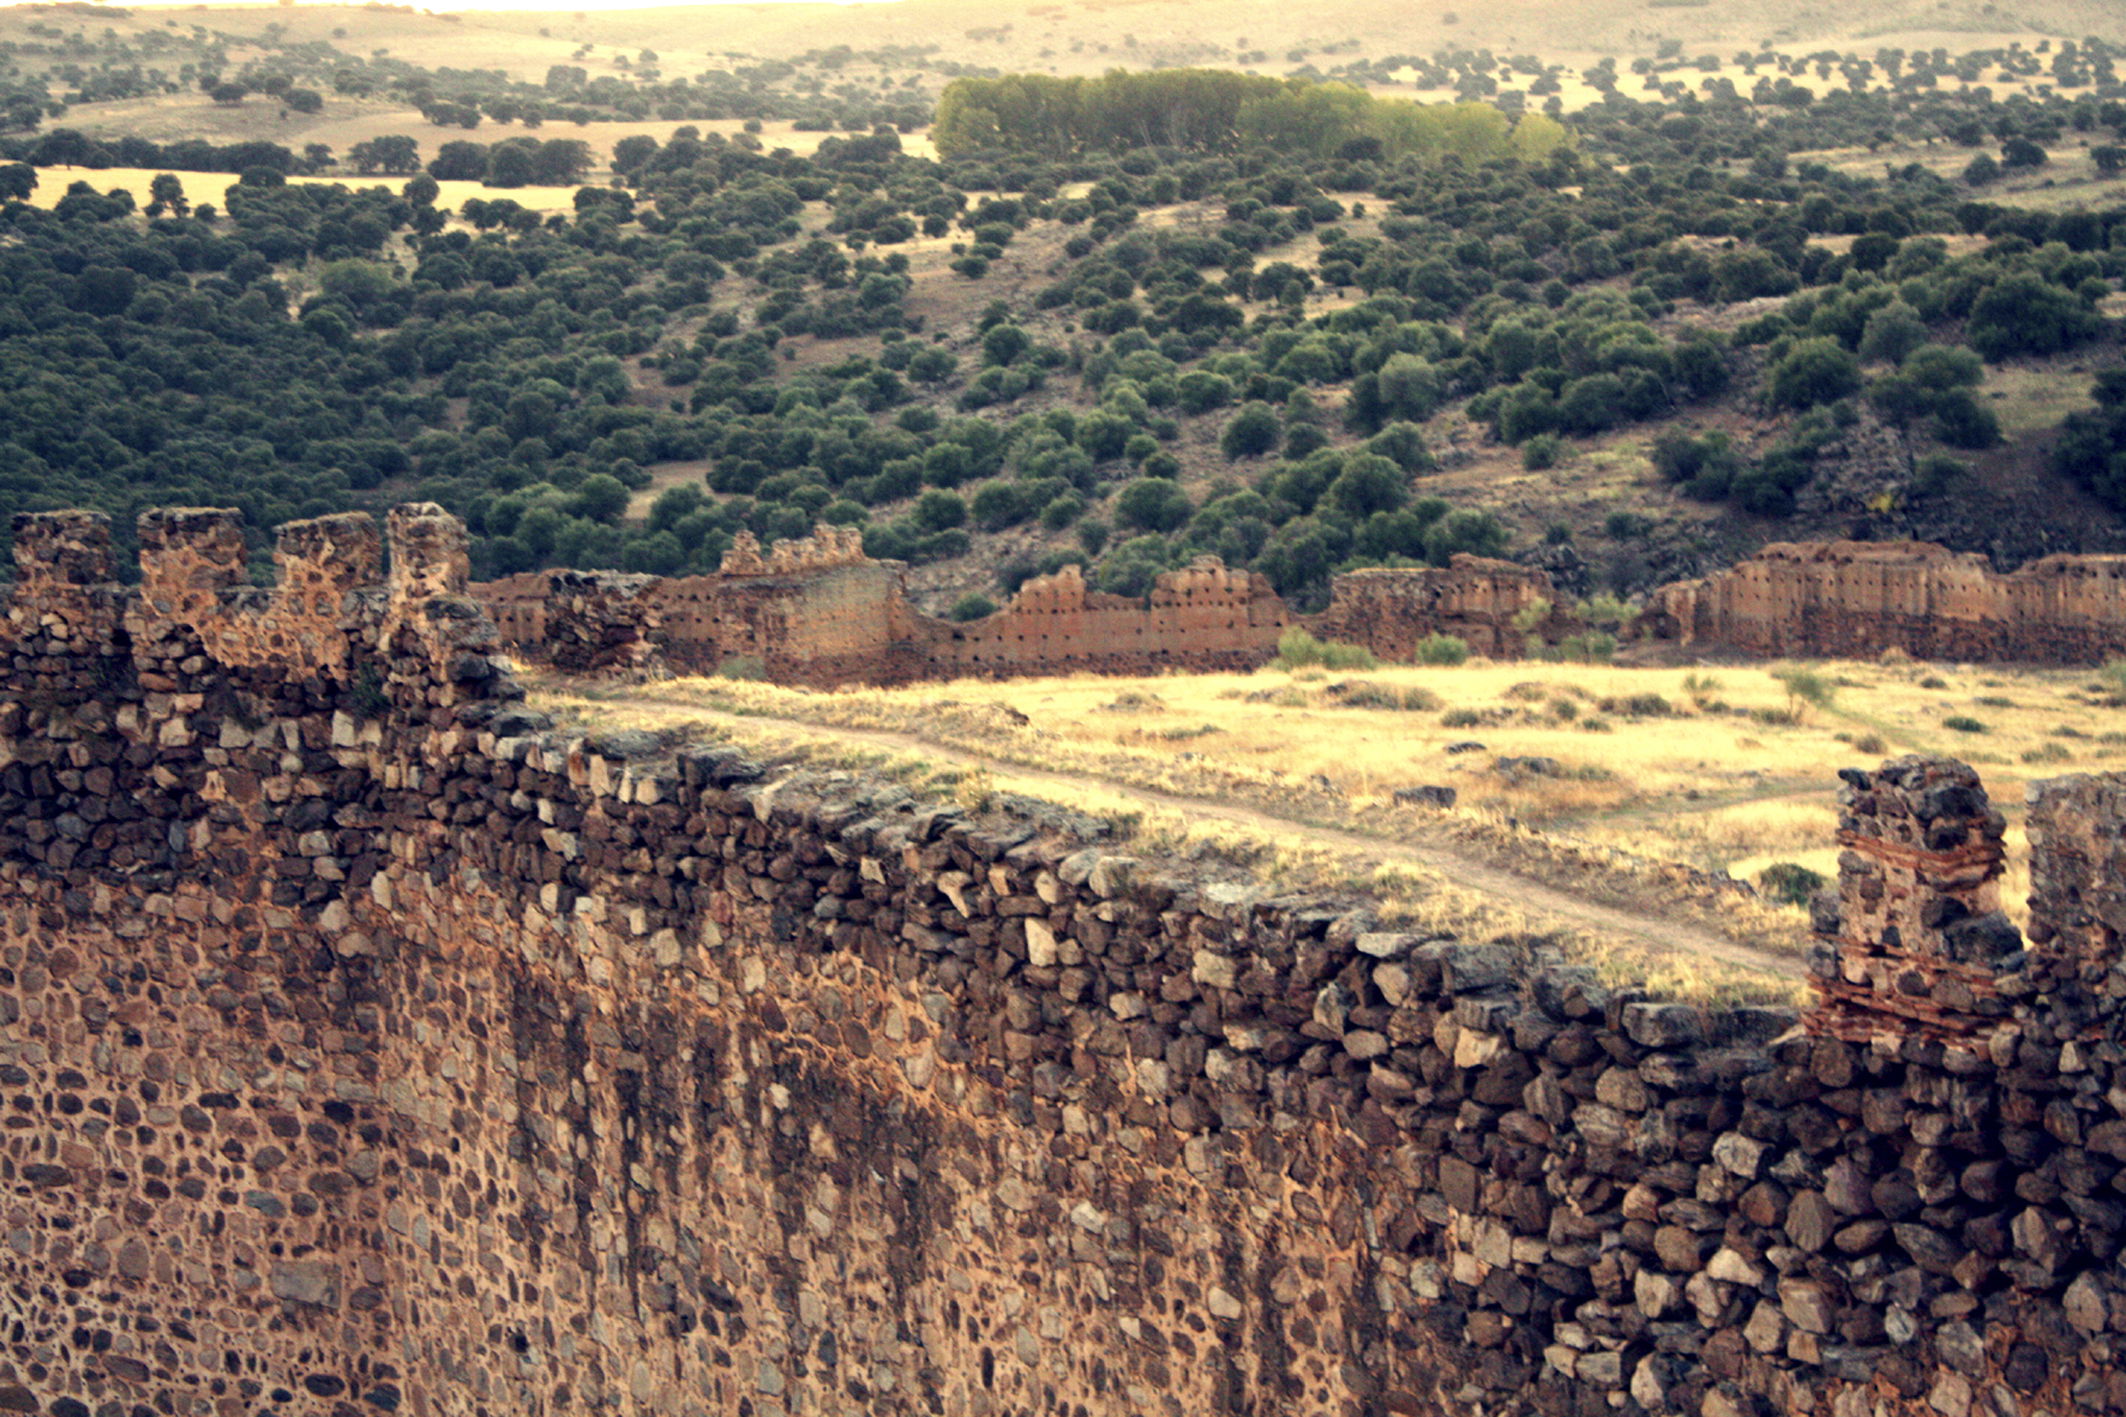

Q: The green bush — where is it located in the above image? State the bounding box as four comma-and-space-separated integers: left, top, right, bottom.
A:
1521, 433, 1564, 470
948, 592, 998, 622
1273, 627, 1377, 671
1758, 862, 1826, 907
1552, 632, 1617, 664
1767, 337, 1862, 410
1775, 667, 1835, 712
1943, 715, 1988, 733
1413, 633, 1470, 666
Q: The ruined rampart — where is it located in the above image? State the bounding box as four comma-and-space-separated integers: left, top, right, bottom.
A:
479, 534, 2126, 686
1651, 541, 2126, 664
472, 531, 1542, 685
1314, 555, 1559, 659
11, 505, 2126, 1417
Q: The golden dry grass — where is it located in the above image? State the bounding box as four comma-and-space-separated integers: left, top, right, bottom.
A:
541, 656, 2125, 945
24, 164, 585, 216
540, 679, 1815, 1004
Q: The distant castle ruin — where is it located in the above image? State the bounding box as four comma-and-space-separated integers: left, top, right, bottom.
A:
474, 531, 1563, 683
472, 532, 2126, 683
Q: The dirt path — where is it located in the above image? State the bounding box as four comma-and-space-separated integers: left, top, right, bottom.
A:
644, 700, 1806, 980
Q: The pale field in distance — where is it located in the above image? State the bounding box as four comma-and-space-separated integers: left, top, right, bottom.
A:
23, 165, 585, 215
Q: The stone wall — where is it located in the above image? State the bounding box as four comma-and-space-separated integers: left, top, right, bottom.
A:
472, 531, 1545, 685
1650, 541, 2126, 664
925, 557, 1291, 677
12, 505, 2126, 1417
1313, 555, 1561, 659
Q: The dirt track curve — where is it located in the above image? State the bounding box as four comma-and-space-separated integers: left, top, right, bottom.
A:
633, 699, 1806, 982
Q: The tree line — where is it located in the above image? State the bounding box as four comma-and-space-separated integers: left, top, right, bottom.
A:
933, 70, 1573, 167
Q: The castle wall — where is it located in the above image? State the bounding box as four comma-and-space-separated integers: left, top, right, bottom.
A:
472, 536, 1545, 685
1312, 555, 1558, 659
14, 505, 2126, 1417
923, 558, 1291, 677
480, 536, 2126, 684
1652, 541, 2126, 664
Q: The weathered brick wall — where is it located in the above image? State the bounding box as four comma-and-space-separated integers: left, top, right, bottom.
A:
924, 558, 1291, 678
11, 505, 2126, 1417
471, 533, 1548, 685
1312, 556, 1561, 659
1651, 541, 2126, 664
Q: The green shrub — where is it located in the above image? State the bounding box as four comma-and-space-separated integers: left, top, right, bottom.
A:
1521, 433, 1564, 470
1273, 627, 1377, 671
1552, 631, 1616, 664
1332, 681, 1442, 711
1775, 667, 1835, 712
1413, 633, 1470, 666
1758, 862, 1827, 907
948, 593, 998, 622
1440, 707, 1489, 728
715, 655, 767, 681
2099, 659, 2126, 706
1943, 715, 1988, 733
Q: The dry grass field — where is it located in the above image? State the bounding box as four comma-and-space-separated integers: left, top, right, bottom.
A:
22, 164, 584, 215
526, 654, 2126, 1001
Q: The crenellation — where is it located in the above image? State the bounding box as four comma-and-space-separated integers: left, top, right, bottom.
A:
386, 500, 471, 608
13, 504, 2126, 1417
135, 506, 248, 617
10, 508, 113, 589
1809, 756, 2020, 1041
2024, 774, 2126, 974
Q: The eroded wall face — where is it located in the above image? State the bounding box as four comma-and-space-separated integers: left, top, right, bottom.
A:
0, 895, 403, 1413
472, 552, 1551, 684
1654, 543, 2126, 664
1312, 558, 1557, 659
359, 867, 1404, 1417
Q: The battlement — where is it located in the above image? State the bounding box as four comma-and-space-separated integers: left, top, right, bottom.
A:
1809, 755, 2020, 1039
385, 501, 470, 606
12, 508, 114, 588
2025, 772, 2126, 975
4, 502, 503, 690
717, 522, 867, 577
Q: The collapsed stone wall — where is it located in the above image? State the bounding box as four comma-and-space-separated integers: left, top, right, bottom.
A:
479, 532, 2126, 687
1650, 541, 2126, 665
471, 531, 1539, 685
12, 504, 2126, 1417
1313, 556, 1561, 659
925, 557, 1291, 677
